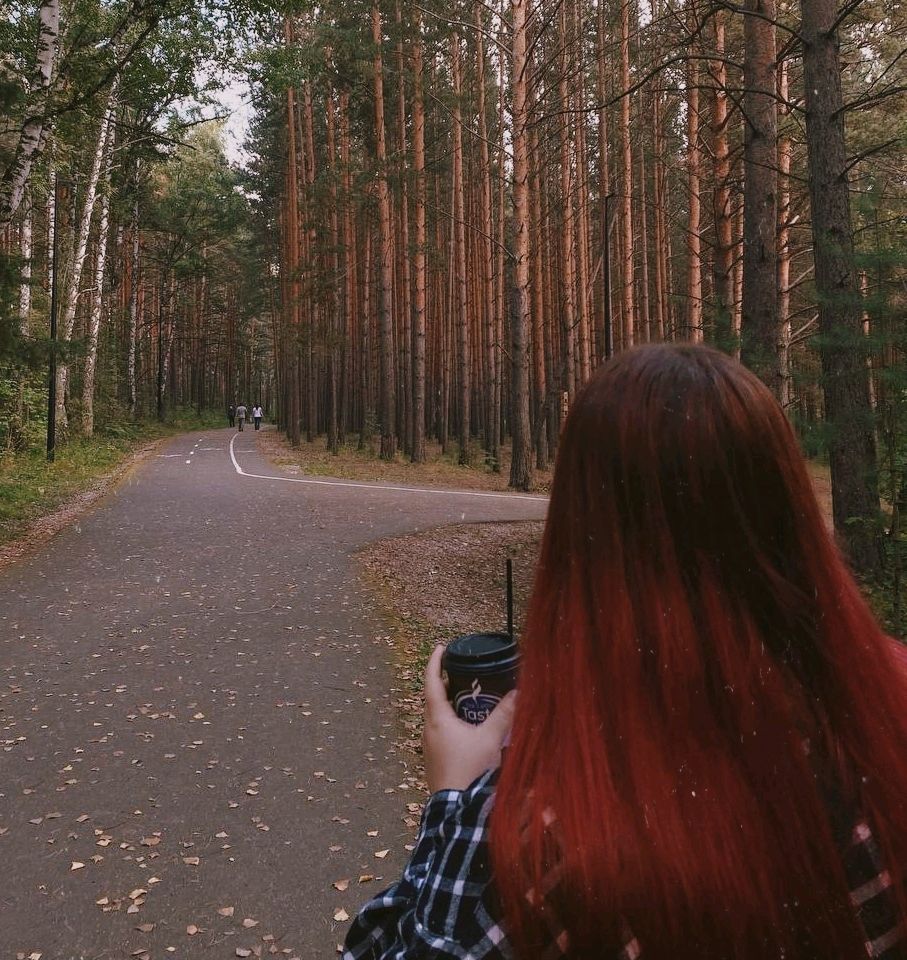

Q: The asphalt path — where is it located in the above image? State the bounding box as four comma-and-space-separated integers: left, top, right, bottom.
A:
0, 428, 546, 960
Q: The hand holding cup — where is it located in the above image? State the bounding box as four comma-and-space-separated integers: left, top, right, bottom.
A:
422, 645, 517, 794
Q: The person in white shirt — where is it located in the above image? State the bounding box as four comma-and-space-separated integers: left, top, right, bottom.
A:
252, 405, 263, 430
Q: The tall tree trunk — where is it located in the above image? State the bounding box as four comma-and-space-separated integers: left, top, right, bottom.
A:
509, 0, 533, 490
451, 31, 470, 465
126, 182, 140, 416
801, 0, 881, 574
56, 86, 116, 436
372, 2, 397, 460
18, 191, 33, 335
686, 51, 703, 341
410, 17, 427, 464
596, 0, 613, 361
711, 11, 735, 350
395, 1, 413, 456
739, 0, 780, 392
619, 0, 636, 349
558, 4, 578, 397
284, 18, 302, 445
326, 90, 341, 454
777, 58, 793, 409
0, 0, 59, 226
81, 121, 115, 438
475, 5, 498, 467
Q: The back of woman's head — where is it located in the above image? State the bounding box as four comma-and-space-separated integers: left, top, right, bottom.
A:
493, 344, 907, 960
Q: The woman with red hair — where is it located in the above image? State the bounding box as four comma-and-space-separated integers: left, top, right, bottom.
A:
343, 344, 907, 960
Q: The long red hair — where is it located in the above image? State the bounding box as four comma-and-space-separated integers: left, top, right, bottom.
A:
493, 344, 907, 959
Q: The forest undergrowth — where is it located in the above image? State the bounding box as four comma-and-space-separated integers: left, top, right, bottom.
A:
259, 426, 554, 493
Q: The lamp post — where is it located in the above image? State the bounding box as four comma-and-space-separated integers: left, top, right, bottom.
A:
603, 192, 614, 361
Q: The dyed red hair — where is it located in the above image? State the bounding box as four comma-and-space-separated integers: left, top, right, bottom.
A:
493, 344, 907, 959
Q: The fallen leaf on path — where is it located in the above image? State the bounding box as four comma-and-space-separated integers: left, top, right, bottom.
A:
187, 925, 199, 935
333, 908, 349, 922
332, 879, 350, 892
243, 918, 259, 928
182, 856, 200, 866
358, 875, 375, 883
218, 906, 235, 917
71, 862, 85, 871
129, 889, 147, 900
236, 950, 252, 958
136, 923, 155, 933
374, 850, 389, 859
141, 837, 160, 847
366, 830, 378, 837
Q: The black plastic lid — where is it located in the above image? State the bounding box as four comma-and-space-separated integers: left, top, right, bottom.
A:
443, 632, 518, 671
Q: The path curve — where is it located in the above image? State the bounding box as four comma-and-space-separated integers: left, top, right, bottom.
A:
0, 428, 546, 960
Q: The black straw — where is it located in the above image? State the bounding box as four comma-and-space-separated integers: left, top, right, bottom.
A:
506, 558, 514, 638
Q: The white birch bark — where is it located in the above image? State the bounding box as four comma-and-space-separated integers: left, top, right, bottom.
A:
55, 84, 117, 434
81, 126, 114, 437
0, 0, 60, 226
18, 191, 33, 336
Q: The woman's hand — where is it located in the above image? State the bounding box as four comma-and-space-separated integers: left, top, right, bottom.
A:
422, 644, 517, 794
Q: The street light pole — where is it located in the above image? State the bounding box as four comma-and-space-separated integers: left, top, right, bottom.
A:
603, 192, 614, 361
46, 173, 61, 462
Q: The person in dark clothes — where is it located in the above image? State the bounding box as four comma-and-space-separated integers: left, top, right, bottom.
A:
227, 404, 235, 428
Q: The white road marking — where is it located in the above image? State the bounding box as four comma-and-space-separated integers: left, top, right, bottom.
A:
228, 433, 548, 503
185, 459, 191, 464
157, 454, 184, 459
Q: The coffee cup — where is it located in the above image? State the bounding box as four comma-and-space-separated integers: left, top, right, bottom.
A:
442, 632, 519, 725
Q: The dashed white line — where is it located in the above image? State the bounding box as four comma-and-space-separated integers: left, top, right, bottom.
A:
228, 433, 548, 503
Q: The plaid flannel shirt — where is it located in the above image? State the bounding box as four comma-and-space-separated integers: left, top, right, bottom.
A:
342, 768, 905, 960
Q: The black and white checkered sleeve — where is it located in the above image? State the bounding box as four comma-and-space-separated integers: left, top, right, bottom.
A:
341, 768, 511, 960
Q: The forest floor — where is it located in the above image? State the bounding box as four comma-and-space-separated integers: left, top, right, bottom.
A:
0, 408, 223, 562
259, 429, 554, 493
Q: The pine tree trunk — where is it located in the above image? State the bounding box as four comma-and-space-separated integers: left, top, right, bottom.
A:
739, 0, 780, 391
475, 7, 498, 468
395, 2, 413, 456
558, 4, 578, 397
284, 28, 302, 445
451, 32, 470, 465
777, 58, 793, 409
126, 185, 140, 416
686, 52, 703, 341
372, 2, 397, 460
711, 11, 735, 349
509, 0, 533, 490
619, 0, 636, 349
801, 0, 881, 574
410, 18, 427, 464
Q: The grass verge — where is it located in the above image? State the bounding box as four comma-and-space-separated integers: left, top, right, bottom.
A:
0, 407, 222, 549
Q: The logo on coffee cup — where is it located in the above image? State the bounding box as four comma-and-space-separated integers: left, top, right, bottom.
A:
454, 678, 501, 725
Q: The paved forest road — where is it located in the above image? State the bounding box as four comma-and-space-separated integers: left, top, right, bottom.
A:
0, 429, 546, 960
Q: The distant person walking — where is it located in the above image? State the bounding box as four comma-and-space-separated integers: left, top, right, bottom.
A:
235, 403, 247, 431
252, 404, 263, 431
227, 404, 235, 428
